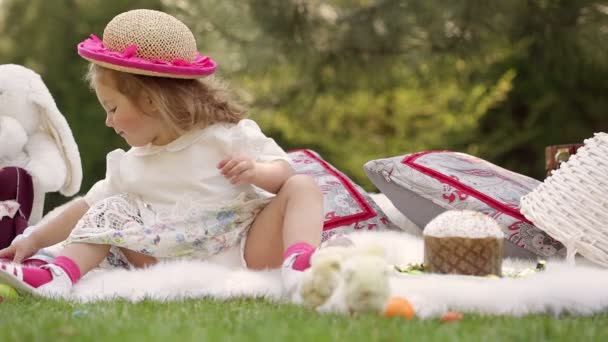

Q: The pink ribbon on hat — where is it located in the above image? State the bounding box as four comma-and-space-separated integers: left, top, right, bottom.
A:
81, 34, 216, 69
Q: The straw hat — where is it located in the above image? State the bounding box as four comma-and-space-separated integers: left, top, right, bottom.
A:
77, 9, 217, 79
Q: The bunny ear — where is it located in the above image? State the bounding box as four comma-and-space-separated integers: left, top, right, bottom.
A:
27, 69, 83, 196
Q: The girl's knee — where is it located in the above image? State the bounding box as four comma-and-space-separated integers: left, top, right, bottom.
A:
282, 174, 322, 197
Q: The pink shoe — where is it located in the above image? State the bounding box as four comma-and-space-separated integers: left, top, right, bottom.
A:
22, 253, 54, 267
0, 253, 54, 267
0, 262, 72, 297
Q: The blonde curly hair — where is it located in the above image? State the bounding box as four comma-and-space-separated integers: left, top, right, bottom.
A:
86, 64, 246, 136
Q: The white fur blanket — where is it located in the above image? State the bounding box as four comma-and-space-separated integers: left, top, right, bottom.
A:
49, 195, 608, 318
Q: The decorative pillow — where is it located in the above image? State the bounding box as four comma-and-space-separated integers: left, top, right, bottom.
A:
287, 149, 397, 242
364, 151, 566, 259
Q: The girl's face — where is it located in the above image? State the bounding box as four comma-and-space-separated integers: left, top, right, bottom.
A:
94, 79, 173, 147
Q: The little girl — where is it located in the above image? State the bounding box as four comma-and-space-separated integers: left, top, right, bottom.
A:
0, 9, 323, 296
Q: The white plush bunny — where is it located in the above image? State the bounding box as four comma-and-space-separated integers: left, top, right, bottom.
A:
0, 64, 82, 223
298, 241, 391, 315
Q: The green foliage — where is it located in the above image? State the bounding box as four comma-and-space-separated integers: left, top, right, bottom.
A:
474, 1, 608, 177
1, 0, 607, 209
173, 0, 608, 187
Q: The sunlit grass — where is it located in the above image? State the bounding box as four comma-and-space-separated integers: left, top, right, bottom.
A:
1, 296, 607, 341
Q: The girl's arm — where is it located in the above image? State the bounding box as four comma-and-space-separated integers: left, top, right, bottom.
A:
0, 198, 89, 262
251, 160, 295, 194
28, 198, 90, 249
218, 156, 295, 194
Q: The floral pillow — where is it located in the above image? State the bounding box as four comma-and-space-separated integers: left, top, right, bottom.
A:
288, 149, 397, 242
364, 151, 566, 259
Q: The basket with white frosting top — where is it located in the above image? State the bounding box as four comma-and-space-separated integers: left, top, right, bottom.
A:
424, 210, 505, 276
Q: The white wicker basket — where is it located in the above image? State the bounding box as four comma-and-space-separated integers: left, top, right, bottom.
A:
520, 132, 608, 267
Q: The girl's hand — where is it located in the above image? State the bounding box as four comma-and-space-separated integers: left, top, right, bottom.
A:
217, 153, 257, 185
0, 236, 40, 263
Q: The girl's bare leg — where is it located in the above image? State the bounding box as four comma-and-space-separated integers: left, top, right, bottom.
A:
244, 175, 323, 269
120, 248, 158, 268
58, 243, 111, 276
58, 244, 157, 276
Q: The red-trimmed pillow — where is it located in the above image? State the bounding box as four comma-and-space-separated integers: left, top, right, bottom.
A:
364, 151, 566, 259
288, 149, 397, 242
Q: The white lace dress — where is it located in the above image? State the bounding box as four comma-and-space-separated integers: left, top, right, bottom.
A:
67, 119, 289, 268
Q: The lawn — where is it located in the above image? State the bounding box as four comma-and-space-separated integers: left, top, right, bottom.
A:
1, 297, 607, 341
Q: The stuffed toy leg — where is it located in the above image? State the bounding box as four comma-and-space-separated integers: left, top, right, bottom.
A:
0, 167, 34, 249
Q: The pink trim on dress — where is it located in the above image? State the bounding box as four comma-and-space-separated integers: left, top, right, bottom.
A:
402, 151, 533, 224
289, 149, 376, 230
77, 35, 217, 77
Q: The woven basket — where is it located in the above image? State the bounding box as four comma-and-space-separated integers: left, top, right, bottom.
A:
520, 133, 608, 267
424, 236, 503, 276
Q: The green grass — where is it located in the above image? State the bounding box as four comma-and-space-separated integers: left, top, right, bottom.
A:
1, 297, 607, 342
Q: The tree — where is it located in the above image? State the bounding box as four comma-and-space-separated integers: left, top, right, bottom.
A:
2, 0, 607, 212
170, 1, 545, 186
